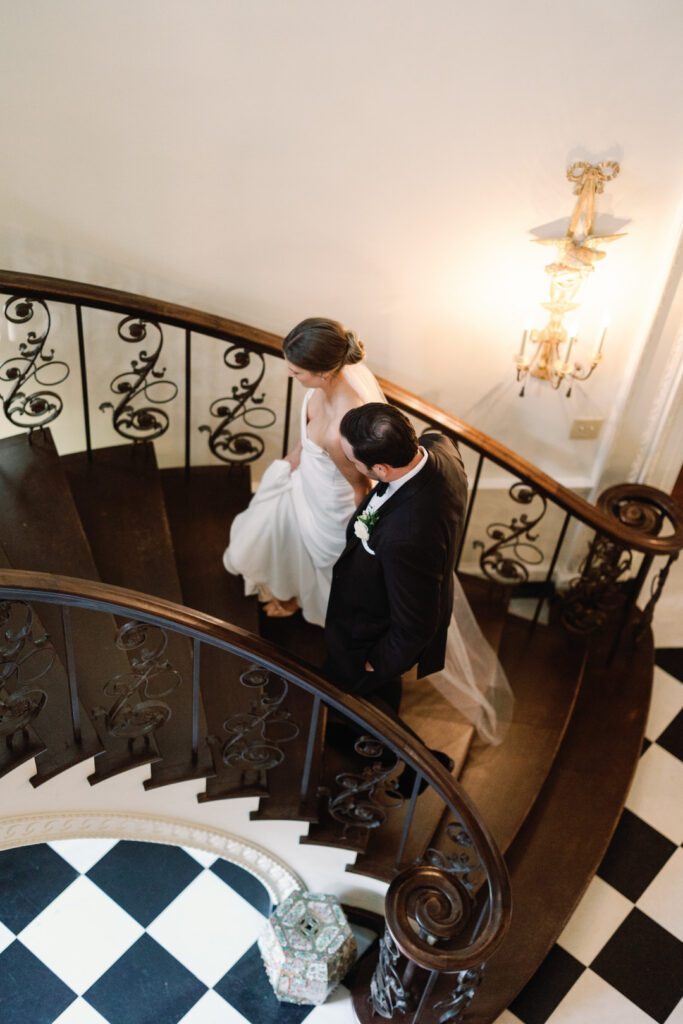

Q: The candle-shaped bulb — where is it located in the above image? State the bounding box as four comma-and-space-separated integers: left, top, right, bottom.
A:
597, 326, 607, 354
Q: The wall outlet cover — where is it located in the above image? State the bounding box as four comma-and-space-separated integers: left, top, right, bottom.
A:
570, 418, 603, 440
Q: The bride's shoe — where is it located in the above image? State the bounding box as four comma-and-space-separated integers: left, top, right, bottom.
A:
263, 598, 299, 618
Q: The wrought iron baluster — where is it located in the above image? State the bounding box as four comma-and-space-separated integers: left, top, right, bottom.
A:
94, 621, 180, 741
531, 510, 571, 629
473, 481, 547, 584
0, 601, 52, 744
328, 735, 403, 838
434, 964, 485, 1023
394, 769, 422, 869
456, 451, 483, 571
191, 638, 201, 765
220, 665, 299, 774
1, 296, 69, 434
184, 329, 192, 475
99, 316, 178, 442
300, 694, 321, 804
74, 303, 93, 462
61, 606, 81, 745
199, 343, 276, 464
637, 552, 679, 640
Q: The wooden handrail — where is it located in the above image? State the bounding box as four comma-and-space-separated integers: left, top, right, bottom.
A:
1, 268, 681, 557
0, 566, 510, 966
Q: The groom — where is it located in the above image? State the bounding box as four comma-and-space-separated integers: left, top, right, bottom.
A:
325, 403, 468, 720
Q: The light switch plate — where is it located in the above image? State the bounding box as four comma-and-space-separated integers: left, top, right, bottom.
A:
570, 418, 603, 440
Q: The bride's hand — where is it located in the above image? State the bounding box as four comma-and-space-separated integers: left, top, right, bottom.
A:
285, 442, 302, 470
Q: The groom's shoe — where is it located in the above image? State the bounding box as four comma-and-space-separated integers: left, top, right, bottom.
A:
396, 749, 455, 799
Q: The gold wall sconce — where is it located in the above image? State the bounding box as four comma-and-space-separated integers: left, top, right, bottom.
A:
516, 161, 625, 397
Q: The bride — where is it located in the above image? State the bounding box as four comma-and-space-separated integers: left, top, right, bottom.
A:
223, 317, 513, 743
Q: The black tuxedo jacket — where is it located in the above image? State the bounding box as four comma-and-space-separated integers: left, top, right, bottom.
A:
324, 432, 468, 695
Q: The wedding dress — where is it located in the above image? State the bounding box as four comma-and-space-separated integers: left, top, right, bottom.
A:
224, 386, 513, 744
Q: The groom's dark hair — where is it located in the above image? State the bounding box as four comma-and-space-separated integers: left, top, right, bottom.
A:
340, 403, 418, 468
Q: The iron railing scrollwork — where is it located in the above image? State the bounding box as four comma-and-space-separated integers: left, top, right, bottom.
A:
1, 296, 69, 432
0, 601, 52, 743
199, 342, 276, 463
561, 484, 683, 636
100, 316, 178, 441
93, 620, 181, 740
370, 856, 497, 1024
473, 482, 547, 584
218, 664, 299, 773
328, 734, 404, 838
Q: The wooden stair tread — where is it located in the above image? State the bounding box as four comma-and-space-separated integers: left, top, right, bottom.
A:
160, 464, 262, 800
0, 431, 141, 782
62, 443, 212, 785
455, 615, 587, 851
469, 627, 654, 1023
160, 464, 256, 630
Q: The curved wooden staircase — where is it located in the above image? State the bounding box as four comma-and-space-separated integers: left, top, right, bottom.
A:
0, 270, 681, 1024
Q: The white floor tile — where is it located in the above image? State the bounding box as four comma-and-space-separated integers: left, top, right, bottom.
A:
645, 666, 683, 741
18, 876, 143, 994
492, 1012, 525, 1024
304, 983, 357, 1022
0, 919, 14, 955
52, 998, 110, 1024
546, 969, 654, 1024
637, 847, 683, 942
625, 744, 683, 844
147, 869, 265, 987
181, 845, 219, 868
176, 989, 251, 1023
47, 838, 119, 874
557, 876, 633, 964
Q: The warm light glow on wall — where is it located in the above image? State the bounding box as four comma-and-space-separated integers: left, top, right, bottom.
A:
515, 162, 625, 398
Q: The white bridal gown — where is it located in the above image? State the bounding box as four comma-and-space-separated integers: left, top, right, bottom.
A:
223, 388, 513, 744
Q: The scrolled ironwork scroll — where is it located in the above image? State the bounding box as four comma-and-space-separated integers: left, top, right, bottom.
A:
423, 820, 486, 894
560, 534, 632, 634
328, 735, 403, 837
219, 664, 299, 772
100, 316, 178, 441
93, 621, 181, 739
0, 601, 52, 740
1, 296, 69, 432
370, 928, 411, 1019
473, 481, 547, 584
199, 343, 276, 463
434, 964, 485, 1023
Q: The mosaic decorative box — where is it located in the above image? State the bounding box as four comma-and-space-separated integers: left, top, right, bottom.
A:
258, 890, 357, 1005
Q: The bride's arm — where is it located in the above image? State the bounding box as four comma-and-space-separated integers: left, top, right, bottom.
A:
327, 433, 371, 507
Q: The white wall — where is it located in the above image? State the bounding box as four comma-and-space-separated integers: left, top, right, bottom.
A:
0, 0, 682, 488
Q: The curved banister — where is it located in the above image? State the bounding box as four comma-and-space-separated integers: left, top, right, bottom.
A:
1, 268, 681, 557
0, 566, 511, 968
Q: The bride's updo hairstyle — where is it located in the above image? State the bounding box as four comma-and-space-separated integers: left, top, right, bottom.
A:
282, 317, 365, 374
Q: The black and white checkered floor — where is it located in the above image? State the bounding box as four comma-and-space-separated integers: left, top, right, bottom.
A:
1, 650, 681, 1024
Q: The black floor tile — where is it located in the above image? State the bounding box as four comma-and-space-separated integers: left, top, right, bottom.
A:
654, 648, 683, 683
641, 736, 652, 756
597, 808, 676, 901
0, 845, 78, 933
210, 860, 271, 916
87, 840, 202, 926
656, 708, 683, 761
591, 908, 683, 1023
508, 945, 585, 1024
0, 941, 75, 1023
85, 934, 207, 1024
215, 941, 315, 1024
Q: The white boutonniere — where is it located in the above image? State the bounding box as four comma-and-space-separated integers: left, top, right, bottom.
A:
354, 508, 380, 555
